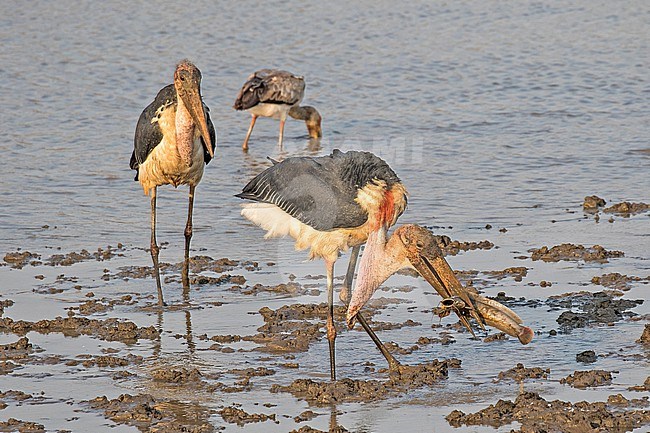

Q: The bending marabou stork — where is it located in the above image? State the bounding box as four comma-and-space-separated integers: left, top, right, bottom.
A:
130, 60, 216, 306
233, 69, 322, 151
236, 150, 487, 381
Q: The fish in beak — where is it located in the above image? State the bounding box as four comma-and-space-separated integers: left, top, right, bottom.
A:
435, 293, 534, 344
174, 61, 214, 158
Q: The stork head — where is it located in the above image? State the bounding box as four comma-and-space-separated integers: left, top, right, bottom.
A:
174, 60, 214, 157
289, 105, 322, 139
303, 106, 322, 139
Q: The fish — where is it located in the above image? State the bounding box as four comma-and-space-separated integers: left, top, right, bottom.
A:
435, 293, 534, 345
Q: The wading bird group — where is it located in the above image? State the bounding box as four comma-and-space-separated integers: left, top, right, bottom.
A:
130, 60, 533, 381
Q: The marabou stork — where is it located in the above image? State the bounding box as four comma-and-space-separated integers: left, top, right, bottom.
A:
237, 150, 498, 381
130, 60, 216, 306
233, 69, 322, 151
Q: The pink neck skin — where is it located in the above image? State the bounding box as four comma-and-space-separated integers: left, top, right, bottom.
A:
347, 227, 410, 323
175, 96, 195, 166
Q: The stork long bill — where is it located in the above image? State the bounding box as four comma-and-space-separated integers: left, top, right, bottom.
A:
408, 249, 484, 336
183, 88, 213, 158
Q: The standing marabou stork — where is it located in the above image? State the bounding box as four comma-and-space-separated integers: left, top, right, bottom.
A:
130, 60, 216, 306
236, 149, 490, 381
233, 69, 322, 151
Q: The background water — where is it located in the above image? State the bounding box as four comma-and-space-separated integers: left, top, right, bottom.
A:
0, 1, 648, 432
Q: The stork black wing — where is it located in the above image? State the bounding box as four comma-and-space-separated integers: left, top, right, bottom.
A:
203, 104, 216, 164
236, 149, 401, 231
130, 84, 176, 180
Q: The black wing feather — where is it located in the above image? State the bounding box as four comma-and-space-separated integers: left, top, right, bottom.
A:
203, 104, 216, 164
236, 149, 401, 231
130, 85, 176, 180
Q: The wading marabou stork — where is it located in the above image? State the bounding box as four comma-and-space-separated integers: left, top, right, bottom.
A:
233, 69, 322, 151
236, 149, 489, 381
130, 60, 216, 306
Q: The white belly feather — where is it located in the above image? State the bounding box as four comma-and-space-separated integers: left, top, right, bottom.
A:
137, 135, 205, 195
248, 103, 293, 120
241, 203, 355, 262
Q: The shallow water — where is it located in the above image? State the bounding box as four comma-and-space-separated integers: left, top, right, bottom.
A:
1, 1, 649, 432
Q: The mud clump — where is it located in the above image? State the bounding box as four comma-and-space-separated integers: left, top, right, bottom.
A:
73, 295, 136, 315
530, 243, 624, 263
87, 393, 214, 433
231, 281, 317, 296
560, 370, 613, 388
0, 337, 34, 374
3, 251, 42, 269
576, 350, 598, 363
45, 245, 126, 266
219, 406, 277, 426
603, 201, 650, 216
114, 256, 253, 282
193, 274, 246, 286
290, 426, 349, 433
592, 273, 649, 291
446, 391, 650, 432
0, 299, 14, 316
67, 354, 142, 368
584, 195, 606, 211
0, 316, 159, 343
228, 366, 275, 378
184, 256, 251, 273
549, 291, 643, 329
271, 359, 455, 404
483, 267, 528, 282
442, 239, 494, 256
496, 363, 550, 382
0, 418, 45, 432
248, 303, 345, 353
152, 367, 204, 384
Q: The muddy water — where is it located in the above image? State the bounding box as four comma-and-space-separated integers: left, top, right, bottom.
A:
1, 1, 648, 432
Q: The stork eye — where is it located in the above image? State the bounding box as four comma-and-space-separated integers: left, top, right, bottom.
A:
416, 241, 424, 249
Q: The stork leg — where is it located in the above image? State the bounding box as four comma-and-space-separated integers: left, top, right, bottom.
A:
242, 115, 257, 151
341, 246, 401, 371
325, 259, 337, 381
278, 116, 286, 148
150, 187, 164, 306
182, 185, 195, 295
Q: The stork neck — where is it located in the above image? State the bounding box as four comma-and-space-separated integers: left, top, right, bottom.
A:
175, 96, 195, 166
287, 106, 305, 120
348, 228, 408, 315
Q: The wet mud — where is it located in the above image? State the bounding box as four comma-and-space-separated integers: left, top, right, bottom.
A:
530, 243, 624, 263
548, 291, 643, 329
560, 370, 613, 388
496, 363, 550, 383
271, 359, 458, 404
86, 393, 215, 433
591, 273, 649, 291
446, 391, 650, 433
220, 406, 277, 426
0, 316, 159, 343
0, 222, 647, 432
3, 245, 126, 269
583, 196, 650, 217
